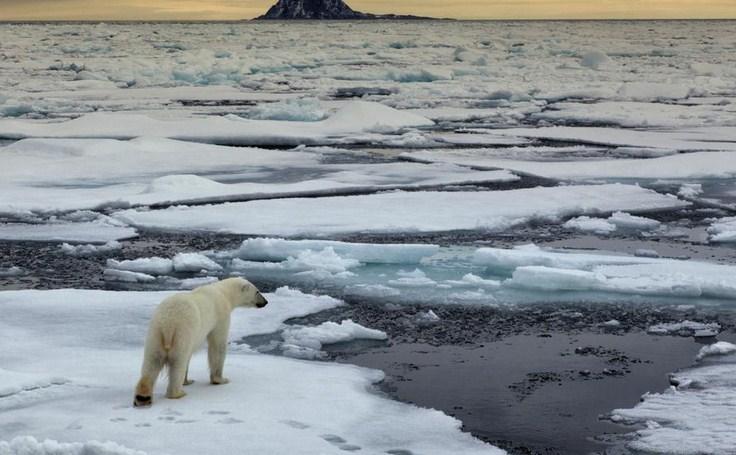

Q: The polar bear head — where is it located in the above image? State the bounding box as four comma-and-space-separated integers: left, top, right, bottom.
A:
222, 277, 268, 309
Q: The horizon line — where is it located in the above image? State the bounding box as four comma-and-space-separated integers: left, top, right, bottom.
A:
1, 17, 735, 23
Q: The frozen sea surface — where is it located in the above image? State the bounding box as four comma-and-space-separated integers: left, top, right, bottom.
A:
2, 20, 736, 455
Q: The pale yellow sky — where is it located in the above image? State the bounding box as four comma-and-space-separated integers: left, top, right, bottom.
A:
0, 0, 734, 21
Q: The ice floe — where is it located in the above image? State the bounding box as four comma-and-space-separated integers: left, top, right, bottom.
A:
60, 240, 123, 256
475, 244, 736, 301
696, 342, 736, 361
564, 212, 660, 235
114, 184, 686, 237
0, 137, 517, 214
647, 321, 721, 337
280, 319, 388, 359
107, 257, 174, 275
0, 221, 137, 243
707, 216, 736, 243
0, 101, 433, 145
231, 238, 439, 264
611, 344, 736, 454
0, 288, 500, 454
172, 252, 223, 273
405, 149, 736, 180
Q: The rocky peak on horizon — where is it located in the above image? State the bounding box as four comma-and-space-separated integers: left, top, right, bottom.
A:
257, 0, 368, 20
255, 0, 432, 20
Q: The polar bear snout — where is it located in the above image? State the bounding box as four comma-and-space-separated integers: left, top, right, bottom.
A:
255, 292, 268, 308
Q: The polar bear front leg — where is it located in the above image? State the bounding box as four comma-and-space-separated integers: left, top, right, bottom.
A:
208, 325, 230, 385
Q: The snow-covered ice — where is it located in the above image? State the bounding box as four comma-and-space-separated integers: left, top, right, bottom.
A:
106, 257, 174, 275
696, 342, 736, 361
611, 345, 736, 454
475, 244, 736, 301
0, 137, 517, 214
0, 288, 501, 455
280, 319, 388, 360
172, 252, 223, 273
707, 217, 736, 243
0, 221, 137, 243
405, 149, 736, 180
231, 238, 439, 264
563, 212, 660, 235
0, 101, 433, 144
114, 184, 687, 237
60, 240, 122, 256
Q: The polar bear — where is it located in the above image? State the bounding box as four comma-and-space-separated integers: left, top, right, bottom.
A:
134, 277, 268, 407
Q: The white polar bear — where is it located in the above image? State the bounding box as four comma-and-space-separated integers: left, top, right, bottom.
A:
134, 277, 268, 407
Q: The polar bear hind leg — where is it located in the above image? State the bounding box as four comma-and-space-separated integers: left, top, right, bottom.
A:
134, 348, 164, 407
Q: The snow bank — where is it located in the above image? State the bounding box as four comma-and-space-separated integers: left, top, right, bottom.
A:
0, 101, 433, 145
0, 288, 501, 455
60, 240, 122, 256
707, 217, 736, 243
233, 238, 439, 264
280, 319, 387, 359
114, 184, 687, 237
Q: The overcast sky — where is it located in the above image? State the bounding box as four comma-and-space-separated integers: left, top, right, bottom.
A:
0, 0, 734, 20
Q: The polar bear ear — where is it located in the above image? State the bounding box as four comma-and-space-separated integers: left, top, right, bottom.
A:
241, 282, 251, 292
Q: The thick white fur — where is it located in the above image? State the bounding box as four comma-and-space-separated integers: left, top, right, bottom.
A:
134, 277, 267, 406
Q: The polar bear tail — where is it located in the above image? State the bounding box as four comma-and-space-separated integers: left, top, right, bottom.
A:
161, 327, 176, 352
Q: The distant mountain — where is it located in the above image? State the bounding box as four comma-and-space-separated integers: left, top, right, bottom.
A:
255, 0, 433, 20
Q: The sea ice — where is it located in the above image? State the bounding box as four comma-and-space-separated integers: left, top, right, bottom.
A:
172, 252, 223, 273
60, 240, 122, 256
106, 257, 174, 275
563, 216, 617, 234
475, 244, 736, 301
647, 321, 721, 337
0, 221, 137, 243
405, 148, 736, 180
280, 319, 388, 359
707, 217, 736, 243
611, 347, 736, 454
696, 341, 736, 361
114, 184, 687, 237
231, 238, 439, 264
0, 288, 501, 454
0, 101, 434, 145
